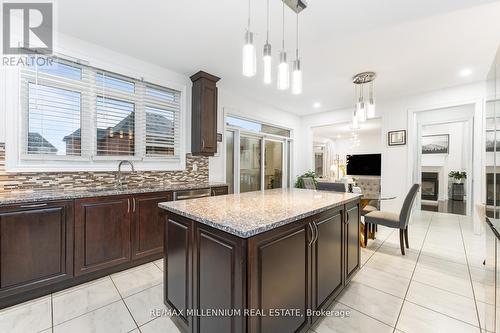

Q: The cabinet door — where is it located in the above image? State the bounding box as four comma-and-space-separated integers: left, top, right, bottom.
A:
248, 222, 311, 333
165, 214, 193, 333
74, 196, 131, 276
312, 209, 343, 311
132, 192, 172, 260
345, 203, 360, 281
193, 225, 245, 333
0, 201, 73, 296
200, 83, 217, 154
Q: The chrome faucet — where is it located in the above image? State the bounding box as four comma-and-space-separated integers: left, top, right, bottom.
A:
116, 160, 135, 189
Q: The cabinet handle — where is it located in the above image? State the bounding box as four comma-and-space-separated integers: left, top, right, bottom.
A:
20, 203, 48, 208
202, 139, 205, 149
132, 198, 136, 212
308, 222, 315, 247
346, 211, 349, 224
127, 199, 130, 213
313, 222, 319, 243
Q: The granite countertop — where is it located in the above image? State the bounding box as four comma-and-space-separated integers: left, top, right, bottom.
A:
0, 182, 227, 206
159, 188, 361, 238
486, 217, 500, 240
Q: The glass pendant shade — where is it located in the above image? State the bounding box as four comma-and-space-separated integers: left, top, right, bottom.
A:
277, 51, 289, 90
292, 59, 302, 94
357, 101, 367, 122
242, 31, 256, 77
352, 110, 360, 130
263, 43, 272, 84
367, 100, 376, 119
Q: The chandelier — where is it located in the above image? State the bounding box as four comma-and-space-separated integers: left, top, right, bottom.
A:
352, 71, 376, 129
242, 0, 307, 94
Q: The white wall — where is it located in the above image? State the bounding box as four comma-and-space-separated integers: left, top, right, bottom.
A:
299, 81, 486, 213
208, 88, 302, 183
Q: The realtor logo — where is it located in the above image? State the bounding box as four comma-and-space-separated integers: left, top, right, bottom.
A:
2, 2, 53, 54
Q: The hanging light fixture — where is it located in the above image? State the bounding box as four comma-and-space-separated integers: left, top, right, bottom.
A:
277, 2, 290, 90
356, 84, 367, 122
242, 0, 256, 77
352, 71, 377, 128
367, 81, 376, 119
291, 13, 302, 94
263, 0, 272, 84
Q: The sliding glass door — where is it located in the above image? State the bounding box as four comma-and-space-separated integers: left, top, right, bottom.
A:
240, 136, 262, 193
264, 139, 283, 189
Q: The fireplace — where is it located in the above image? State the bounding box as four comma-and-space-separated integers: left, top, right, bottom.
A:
422, 172, 439, 201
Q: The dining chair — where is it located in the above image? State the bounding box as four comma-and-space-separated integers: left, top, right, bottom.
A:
316, 182, 346, 192
364, 184, 420, 255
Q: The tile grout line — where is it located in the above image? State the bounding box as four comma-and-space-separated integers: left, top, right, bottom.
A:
391, 212, 434, 333
50, 293, 54, 333
109, 275, 141, 332
458, 216, 483, 332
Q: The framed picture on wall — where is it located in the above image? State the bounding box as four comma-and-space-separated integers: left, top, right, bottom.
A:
422, 134, 449, 154
388, 130, 406, 146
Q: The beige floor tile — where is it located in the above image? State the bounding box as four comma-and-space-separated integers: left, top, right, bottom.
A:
111, 263, 163, 298
53, 276, 121, 325
336, 281, 403, 327
139, 315, 181, 333
0, 295, 52, 333
313, 302, 393, 333
397, 301, 480, 333
154, 259, 165, 271
406, 281, 479, 326
124, 284, 165, 326
53, 301, 136, 333
352, 266, 410, 298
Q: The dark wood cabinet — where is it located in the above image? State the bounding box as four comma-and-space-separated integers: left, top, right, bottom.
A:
164, 200, 360, 333
211, 186, 228, 196
248, 222, 311, 333
0, 201, 73, 298
191, 71, 220, 156
344, 202, 360, 281
74, 196, 131, 276
132, 192, 172, 260
312, 208, 344, 312
165, 214, 193, 333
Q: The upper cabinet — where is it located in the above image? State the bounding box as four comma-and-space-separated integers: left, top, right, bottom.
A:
190, 71, 220, 156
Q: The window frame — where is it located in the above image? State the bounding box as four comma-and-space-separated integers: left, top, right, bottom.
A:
4, 56, 187, 172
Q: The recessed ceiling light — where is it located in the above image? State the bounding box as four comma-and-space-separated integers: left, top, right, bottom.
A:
313, 102, 321, 108
459, 68, 473, 77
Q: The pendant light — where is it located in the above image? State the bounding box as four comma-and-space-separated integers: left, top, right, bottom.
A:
263, 0, 272, 84
291, 13, 302, 94
367, 81, 376, 119
277, 2, 289, 90
352, 72, 377, 129
356, 84, 367, 122
242, 0, 256, 77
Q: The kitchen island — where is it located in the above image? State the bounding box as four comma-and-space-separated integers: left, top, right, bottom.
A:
159, 188, 361, 333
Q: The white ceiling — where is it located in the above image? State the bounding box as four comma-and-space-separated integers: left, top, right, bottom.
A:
56, 0, 500, 116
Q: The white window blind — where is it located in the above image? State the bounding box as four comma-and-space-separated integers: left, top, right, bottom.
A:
19, 59, 182, 163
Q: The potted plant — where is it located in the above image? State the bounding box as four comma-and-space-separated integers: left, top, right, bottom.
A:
295, 171, 319, 188
448, 171, 466, 184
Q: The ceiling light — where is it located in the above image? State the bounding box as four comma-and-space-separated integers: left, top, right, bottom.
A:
263, 0, 272, 84
291, 13, 302, 95
313, 102, 321, 108
352, 71, 377, 128
366, 81, 376, 119
242, 0, 256, 77
459, 68, 472, 77
277, 3, 290, 90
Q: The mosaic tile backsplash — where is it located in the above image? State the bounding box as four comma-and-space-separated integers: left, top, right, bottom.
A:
0, 143, 209, 192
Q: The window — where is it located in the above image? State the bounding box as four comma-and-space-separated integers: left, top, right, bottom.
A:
19, 59, 182, 165
226, 116, 291, 137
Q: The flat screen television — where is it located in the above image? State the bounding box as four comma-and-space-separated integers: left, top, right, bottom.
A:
346, 154, 381, 176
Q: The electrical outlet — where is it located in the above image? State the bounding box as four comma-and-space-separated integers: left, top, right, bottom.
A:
192, 163, 198, 172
